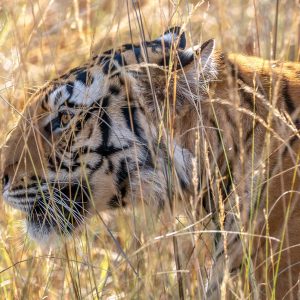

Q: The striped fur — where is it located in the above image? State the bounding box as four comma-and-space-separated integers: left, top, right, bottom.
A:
0, 27, 193, 243
1, 26, 300, 298
175, 50, 300, 298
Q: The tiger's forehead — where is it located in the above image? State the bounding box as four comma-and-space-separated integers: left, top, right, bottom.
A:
40, 64, 108, 112
28, 38, 173, 115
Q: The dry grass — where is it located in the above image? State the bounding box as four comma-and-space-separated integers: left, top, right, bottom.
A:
0, 0, 299, 299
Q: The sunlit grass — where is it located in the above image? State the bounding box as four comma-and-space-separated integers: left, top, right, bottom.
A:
0, 0, 299, 299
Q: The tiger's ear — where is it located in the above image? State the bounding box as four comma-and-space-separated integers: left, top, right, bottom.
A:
178, 39, 216, 74
154, 26, 186, 50
132, 38, 217, 119
198, 38, 215, 71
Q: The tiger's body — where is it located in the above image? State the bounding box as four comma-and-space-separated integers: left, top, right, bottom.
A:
1, 27, 300, 298
188, 53, 300, 299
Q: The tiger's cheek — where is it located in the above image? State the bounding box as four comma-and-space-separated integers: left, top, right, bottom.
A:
89, 166, 118, 211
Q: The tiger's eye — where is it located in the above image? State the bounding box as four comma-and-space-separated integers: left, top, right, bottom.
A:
60, 111, 73, 126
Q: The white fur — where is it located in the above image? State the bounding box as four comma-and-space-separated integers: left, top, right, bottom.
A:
157, 32, 175, 44
48, 85, 70, 107
69, 70, 104, 106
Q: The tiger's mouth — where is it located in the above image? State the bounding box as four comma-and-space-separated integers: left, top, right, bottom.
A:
4, 183, 90, 242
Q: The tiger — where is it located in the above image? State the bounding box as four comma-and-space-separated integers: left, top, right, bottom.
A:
1, 26, 300, 299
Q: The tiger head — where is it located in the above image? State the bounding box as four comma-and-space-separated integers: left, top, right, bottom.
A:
0, 27, 216, 243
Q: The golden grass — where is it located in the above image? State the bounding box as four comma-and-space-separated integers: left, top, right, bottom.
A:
0, 0, 299, 299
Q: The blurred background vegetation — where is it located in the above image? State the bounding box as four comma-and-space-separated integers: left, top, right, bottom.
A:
0, 0, 299, 299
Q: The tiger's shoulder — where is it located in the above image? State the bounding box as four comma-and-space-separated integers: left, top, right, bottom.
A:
211, 52, 300, 116
227, 53, 300, 80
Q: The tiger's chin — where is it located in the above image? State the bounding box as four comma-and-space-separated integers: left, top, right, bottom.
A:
25, 211, 85, 247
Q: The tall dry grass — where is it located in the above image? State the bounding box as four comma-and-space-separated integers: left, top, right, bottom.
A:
0, 0, 299, 299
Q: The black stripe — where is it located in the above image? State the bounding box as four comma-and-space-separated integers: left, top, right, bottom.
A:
76, 69, 94, 86
282, 135, 299, 157
138, 145, 154, 169
109, 85, 120, 95
66, 81, 74, 99
108, 195, 127, 208
202, 186, 216, 215
116, 158, 129, 188
48, 156, 56, 171
282, 79, 295, 114
95, 145, 130, 157
54, 91, 62, 105
87, 158, 103, 172
221, 174, 233, 201
99, 96, 111, 146
245, 122, 258, 143
12, 193, 37, 198
294, 119, 300, 129
44, 115, 61, 133
228, 61, 255, 111
159, 54, 170, 67
229, 264, 243, 276
74, 119, 84, 132
214, 228, 222, 250
70, 162, 81, 171
178, 51, 194, 68
239, 86, 255, 112
101, 57, 118, 75
228, 61, 238, 79
41, 99, 48, 111
107, 159, 132, 209
122, 43, 138, 51
73, 110, 94, 134
44, 94, 49, 104
101, 57, 111, 75
113, 53, 126, 66
133, 47, 141, 63
48, 154, 71, 172
121, 106, 145, 142
105, 159, 114, 174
